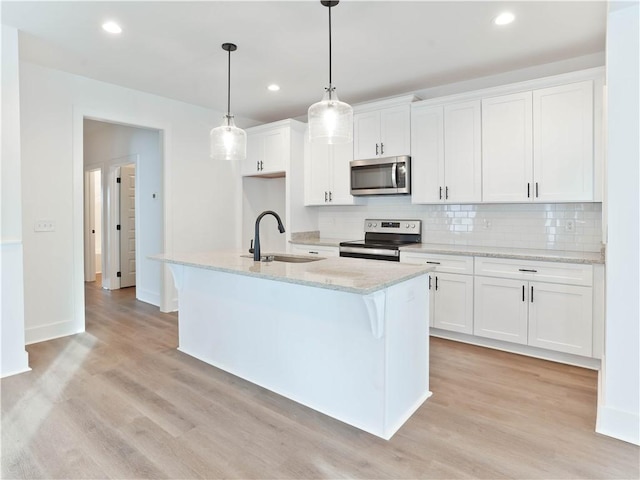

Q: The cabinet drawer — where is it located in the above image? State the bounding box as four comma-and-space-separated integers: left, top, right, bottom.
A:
401, 252, 473, 275
474, 257, 592, 286
290, 244, 339, 257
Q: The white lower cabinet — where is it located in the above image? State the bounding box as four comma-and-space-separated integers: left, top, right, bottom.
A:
527, 281, 593, 356
290, 244, 339, 257
474, 276, 528, 345
474, 258, 594, 357
431, 273, 474, 334
401, 252, 473, 334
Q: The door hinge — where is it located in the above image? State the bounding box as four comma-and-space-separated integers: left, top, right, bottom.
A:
116, 224, 121, 230
116, 177, 121, 183
117, 272, 121, 278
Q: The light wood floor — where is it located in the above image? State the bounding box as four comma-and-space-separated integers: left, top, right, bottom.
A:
2, 281, 638, 479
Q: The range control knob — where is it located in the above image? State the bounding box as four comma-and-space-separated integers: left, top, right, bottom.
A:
367, 222, 372, 227
406, 224, 410, 228
412, 224, 416, 229
373, 223, 377, 227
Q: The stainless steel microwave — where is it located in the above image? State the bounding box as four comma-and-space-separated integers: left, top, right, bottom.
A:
350, 156, 410, 196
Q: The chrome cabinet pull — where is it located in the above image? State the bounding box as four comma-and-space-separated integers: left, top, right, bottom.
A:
375, 143, 379, 155
257, 161, 260, 171
445, 186, 449, 200
518, 268, 537, 273
535, 182, 539, 198
380, 142, 384, 155
527, 183, 530, 198
260, 161, 264, 171
439, 186, 443, 200
435, 276, 438, 291
426, 261, 441, 265
429, 275, 432, 290
522, 285, 525, 302
531, 285, 534, 303
324, 191, 328, 202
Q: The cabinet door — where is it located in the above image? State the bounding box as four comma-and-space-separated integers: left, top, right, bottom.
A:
443, 100, 482, 202
528, 282, 593, 356
262, 128, 287, 174
353, 111, 381, 160
433, 273, 473, 334
243, 132, 263, 175
411, 105, 445, 203
428, 274, 435, 328
328, 142, 354, 205
380, 105, 411, 157
533, 81, 593, 201
482, 92, 533, 202
474, 276, 528, 345
305, 141, 331, 205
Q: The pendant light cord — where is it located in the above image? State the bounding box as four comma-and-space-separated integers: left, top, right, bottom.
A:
227, 48, 231, 117
328, 3, 332, 86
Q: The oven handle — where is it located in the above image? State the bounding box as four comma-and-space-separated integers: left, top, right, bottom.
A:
339, 246, 399, 257
391, 163, 398, 188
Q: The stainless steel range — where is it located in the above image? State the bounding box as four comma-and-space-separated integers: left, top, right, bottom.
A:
339, 219, 422, 262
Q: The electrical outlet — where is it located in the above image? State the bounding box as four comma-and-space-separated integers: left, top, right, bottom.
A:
565, 219, 575, 232
34, 220, 55, 232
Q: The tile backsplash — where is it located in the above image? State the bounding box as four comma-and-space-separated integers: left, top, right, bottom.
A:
317, 200, 603, 252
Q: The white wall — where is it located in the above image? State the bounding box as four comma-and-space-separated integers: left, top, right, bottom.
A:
84, 120, 162, 305
597, 2, 640, 445
1, 25, 30, 377
19, 61, 243, 344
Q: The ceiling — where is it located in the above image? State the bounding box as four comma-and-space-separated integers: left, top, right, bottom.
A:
2, 1, 607, 125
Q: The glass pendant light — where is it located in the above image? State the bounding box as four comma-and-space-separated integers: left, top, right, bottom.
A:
308, 0, 353, 144
210, 43, 247, 161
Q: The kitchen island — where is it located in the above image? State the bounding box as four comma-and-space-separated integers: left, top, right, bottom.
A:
152, 251, 433, 439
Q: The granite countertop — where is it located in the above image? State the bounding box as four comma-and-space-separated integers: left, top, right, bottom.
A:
400, 243, 604, 264
289, 237, 355, 247
151, 251, 433, 295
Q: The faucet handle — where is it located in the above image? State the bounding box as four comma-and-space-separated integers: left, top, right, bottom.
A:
249, 239, 254, 254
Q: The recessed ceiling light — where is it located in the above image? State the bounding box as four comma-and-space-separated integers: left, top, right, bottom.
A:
102, 21, 122, 34
267, 84, 280, 92
493, 12, 515, 26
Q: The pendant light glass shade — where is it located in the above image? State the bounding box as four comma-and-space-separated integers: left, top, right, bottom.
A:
308, 1, 353, 144
210, 114, 247, 161
210, 43, 246, 161
308, 86, 353, 144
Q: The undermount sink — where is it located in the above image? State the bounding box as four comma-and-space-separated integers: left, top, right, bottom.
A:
241, 253, 325, 263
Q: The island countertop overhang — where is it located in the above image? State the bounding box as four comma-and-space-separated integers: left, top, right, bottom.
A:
151, 251, 433, 295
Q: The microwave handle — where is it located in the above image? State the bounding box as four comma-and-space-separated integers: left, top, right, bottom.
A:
391, 162, 398, 188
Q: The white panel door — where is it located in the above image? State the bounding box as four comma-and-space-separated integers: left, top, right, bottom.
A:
306, 141, 331, 205
474, 276, 528, 344
243, 132, 262, 175
328, 142, 354, 205
533, 81, 594, 201
444, 100, 482, 203
482, 92, 533, 202
119, 164, 136, 288
410, 105, 444, 203
380, 105, 411, 157
528, 282, 593, 356
433, 273, 473, 334
353, 111, 381, 160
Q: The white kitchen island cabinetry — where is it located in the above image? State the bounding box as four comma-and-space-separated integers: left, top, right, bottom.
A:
305, 137, 353, 205
401, 252, 474, 334
153, 252, 432, 440
474, 257, 593, 357
411, 101, 482, 203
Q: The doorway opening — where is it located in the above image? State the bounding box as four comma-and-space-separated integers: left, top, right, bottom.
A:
82, 118, 162, 305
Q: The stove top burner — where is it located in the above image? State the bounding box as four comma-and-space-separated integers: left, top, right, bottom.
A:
339, 219, 422, 262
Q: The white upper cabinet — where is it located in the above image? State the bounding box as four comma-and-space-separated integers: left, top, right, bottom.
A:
482, 81, 594, 202
482, 92, 533, 202
533, 81, 594, 202
354, 104, 411, 160
242, 122, 293, 176
411, 100, 481, 203
305, 136, 354, 206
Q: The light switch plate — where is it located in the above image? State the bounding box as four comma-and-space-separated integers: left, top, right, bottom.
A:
34, 220, 55, 232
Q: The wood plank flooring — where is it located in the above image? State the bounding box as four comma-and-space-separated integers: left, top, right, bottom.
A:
2, 281, 638, 479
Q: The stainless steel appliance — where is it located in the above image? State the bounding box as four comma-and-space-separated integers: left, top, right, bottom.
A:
339, 219, 422, 262
350, 155, 410, 196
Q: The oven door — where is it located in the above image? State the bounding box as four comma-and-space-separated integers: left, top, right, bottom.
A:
339, 245, 401, 262
350, 156, 410, 196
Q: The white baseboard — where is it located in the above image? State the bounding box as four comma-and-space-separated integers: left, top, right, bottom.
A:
136, 287, 160, 307
596, 405, 640, 445
1, 365, 31, 378
25, 319, 83, 345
